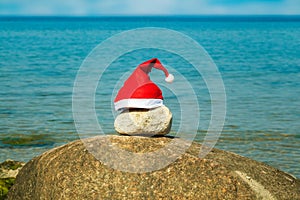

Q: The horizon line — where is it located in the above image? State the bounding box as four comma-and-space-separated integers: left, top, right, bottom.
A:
1, 14, 300, 17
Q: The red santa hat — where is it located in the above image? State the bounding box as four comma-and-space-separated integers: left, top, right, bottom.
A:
114, 58, 174, 111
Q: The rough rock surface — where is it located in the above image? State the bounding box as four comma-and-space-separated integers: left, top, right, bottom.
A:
8, 136, 300, 200
114, 105, 172, 136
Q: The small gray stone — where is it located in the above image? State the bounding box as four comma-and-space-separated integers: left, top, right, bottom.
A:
0, 160, 25, 200
114, 105, 172, 136
0, 160, 25, 179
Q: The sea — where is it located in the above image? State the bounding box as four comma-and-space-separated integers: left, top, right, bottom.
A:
0, 16, 299, 178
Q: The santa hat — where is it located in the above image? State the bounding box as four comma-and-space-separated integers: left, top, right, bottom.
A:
114, 58, 174, 111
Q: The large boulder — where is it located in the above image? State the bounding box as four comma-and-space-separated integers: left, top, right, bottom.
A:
114, 105, 172, 136
8, 136, 300, 200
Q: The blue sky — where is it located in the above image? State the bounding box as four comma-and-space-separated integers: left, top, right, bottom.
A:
0, 0, 299, 16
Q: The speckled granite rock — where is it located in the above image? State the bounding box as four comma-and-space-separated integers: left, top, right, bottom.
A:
8, 136, 300, 200
114, 105, 172, 136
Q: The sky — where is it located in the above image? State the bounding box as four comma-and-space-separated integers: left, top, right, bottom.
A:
0, 0, 299, 16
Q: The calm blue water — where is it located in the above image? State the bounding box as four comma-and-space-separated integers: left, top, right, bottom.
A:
0, 16, 299, 177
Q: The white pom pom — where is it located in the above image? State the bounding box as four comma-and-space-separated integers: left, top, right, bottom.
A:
165, 74, 174, 83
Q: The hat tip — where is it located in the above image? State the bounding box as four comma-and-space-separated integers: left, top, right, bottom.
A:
165, 74, 174, 83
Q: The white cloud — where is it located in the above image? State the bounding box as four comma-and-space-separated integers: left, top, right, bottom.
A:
281, 0, 300, 14
125, 0, 176, 15
98, 0, 223, 15
220, 0, 298, 15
